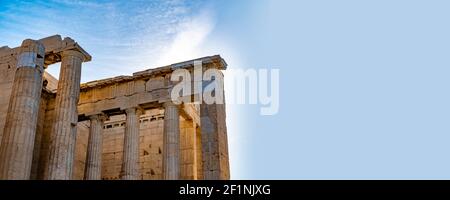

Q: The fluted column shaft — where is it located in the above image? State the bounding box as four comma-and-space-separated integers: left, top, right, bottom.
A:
30, 96, 48, 180
163, 102, 180, 180
84, 114, 106, 180
120, 108, 141, 180
45, 50, 83, 180
0, 40, 45, 180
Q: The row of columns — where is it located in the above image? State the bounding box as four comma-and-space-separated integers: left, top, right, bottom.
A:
84, 108, 144, 180
0, 39, 195, 179
82, 102, 183, 180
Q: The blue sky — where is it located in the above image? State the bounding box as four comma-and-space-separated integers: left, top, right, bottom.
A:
2, 0, 450, 179
0, 0, 219, 81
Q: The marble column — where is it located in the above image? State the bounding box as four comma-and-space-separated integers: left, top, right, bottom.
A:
45, 50, 83, 180
162, 102, 180, 180
0, 39, 45, 180
84, 114, 107, 180
30, 95, 48, 180
180, 119, 198, 180
201, 102, 230, 180
120, 107, 141, 180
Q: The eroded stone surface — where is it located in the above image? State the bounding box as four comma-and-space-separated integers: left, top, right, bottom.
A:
0, 40, 45, 179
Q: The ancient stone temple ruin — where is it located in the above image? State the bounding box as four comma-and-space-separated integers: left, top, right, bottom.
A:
0, 35, 230, 180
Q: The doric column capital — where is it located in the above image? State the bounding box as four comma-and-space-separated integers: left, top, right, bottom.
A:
16, 39, 45, 72
20, 39, 45, 55
163, 101, 181, 108
124, 107, 144, 116
89, 113, 109, 122
125, 107, 136, 115
89, 114, 99, 121
62, 50, 85, 61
